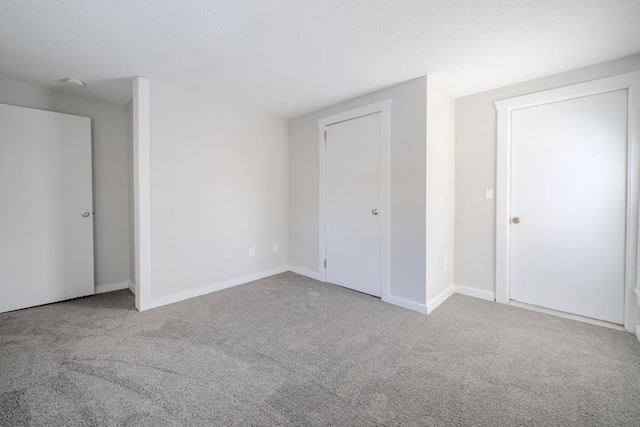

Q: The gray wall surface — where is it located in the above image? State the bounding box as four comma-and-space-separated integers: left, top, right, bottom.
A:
149, 80, 290, 300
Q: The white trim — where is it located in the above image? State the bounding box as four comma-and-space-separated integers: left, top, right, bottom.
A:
383, 294, 428, 314
288, 267, 430, 314
133, 77, 152, 311
454, 285, 495, 302
95, 281, 130, 294
128, 281, 136, 295
287, 265, 321, 281
507, 301, 625, 331
148, 266, 289, 310
494, 71, 640, 332
318, 99, 392, 300
636, 325, 640, 343
425, 285, 454, 314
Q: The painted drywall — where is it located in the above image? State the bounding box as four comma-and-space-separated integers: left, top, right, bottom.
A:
290, 77, 427, 305
149, 80, 289, 299
454, 54, 640, 299
0, 76, 131, 289
0, 77, 52, 109
126, 99, 135, 286
426, 78, 456, 303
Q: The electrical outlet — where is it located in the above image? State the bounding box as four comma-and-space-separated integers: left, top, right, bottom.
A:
273, 242, 278, 252
249, 246, 255, 257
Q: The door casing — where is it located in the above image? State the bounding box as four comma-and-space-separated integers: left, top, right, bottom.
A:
318, 100, 391, 300
494, 71, 640, 332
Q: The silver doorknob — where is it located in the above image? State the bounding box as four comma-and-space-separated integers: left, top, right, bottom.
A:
82, 212, 91, 218
512, 217, 520, 224
371, 209, 379, 215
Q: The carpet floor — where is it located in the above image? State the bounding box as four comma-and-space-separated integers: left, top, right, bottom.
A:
1, 272, 639, 426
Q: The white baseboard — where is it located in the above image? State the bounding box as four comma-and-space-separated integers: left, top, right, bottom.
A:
95, 281, 130, 294
148, 265, 289, 310
507, 300, 625, 331
454, 285, 495, 302
635, 325, 640, 343
426, 285, 455, 314
128, 281, 136, 295
383, 294, 428, 314
424, 285, 495, 315
288, 267, 426, 313
287, 265, 321, 281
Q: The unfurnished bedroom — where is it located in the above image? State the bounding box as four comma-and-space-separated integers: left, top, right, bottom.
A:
0, 1, 639, 426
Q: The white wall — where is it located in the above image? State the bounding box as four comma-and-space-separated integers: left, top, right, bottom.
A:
290, 77, 428, 305
149, 81, 289, 300
426, 78, 455, 302
454, 54, 640, 298
0, 76, 131, 289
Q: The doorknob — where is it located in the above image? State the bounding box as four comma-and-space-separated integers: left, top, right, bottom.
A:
512, 217, 520, 224
371, 209, 379, 215
82, 211, 91, 218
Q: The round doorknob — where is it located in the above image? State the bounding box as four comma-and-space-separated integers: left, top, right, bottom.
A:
512, 217, 520, 224
82, 211, 91, 217
371, 209, 379, 215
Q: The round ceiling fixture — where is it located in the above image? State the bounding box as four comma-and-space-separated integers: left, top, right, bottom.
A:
64, 78, 85, 88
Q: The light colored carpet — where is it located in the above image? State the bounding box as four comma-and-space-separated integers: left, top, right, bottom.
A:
1, 272, 639, 426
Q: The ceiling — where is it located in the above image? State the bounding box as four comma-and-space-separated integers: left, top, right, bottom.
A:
1, 1, 638, 118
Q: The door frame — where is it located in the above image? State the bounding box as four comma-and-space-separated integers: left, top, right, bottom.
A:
494, 71, 640, 331
318, 99, 392, 299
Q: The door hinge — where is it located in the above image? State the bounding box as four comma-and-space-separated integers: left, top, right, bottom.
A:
324, 259, 327, 268
324, 130, 327, 148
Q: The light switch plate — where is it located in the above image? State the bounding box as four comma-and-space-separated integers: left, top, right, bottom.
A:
485, 188, 494, 200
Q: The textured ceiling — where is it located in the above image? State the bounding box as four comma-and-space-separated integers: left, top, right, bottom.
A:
1, 1, 638, 118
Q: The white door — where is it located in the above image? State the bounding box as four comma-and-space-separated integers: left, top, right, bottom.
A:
325, 113, 381, 297
0, 104, 94, 313
510, 90, 628, 324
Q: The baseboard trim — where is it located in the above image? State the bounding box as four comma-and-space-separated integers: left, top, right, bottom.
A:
128, 281, 136, 295
287, 265, 321, 281
507, 300, 625, 331
382, 294, 428, 314
635, 325, 640, 343
426, 286, 455, 314
148, 266, 289, 310
454, 285, 495, 302
95, 281, 130, 294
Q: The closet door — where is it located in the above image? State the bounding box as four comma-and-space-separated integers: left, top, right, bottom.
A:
325, 113, 382, 297
0, 104, 94, 312
509, 90, 627, 324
